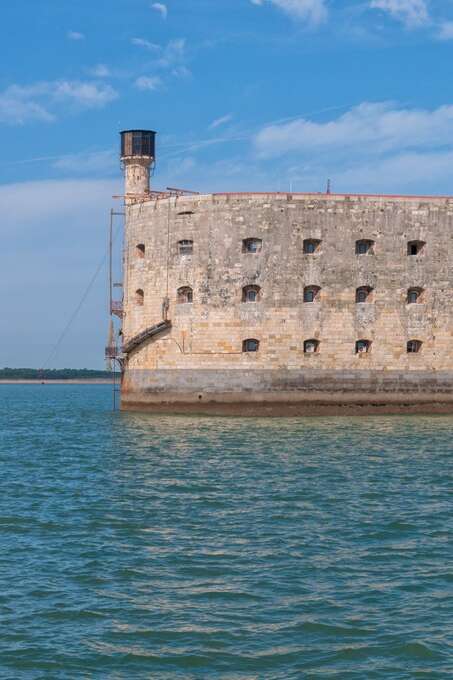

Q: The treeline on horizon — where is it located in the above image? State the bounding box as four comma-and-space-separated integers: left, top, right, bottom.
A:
0, 368, 115, 380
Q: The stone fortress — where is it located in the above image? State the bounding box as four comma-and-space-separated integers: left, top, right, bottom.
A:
110, 129, 453, 414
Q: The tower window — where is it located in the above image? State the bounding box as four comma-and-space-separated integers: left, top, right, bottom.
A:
136, 243, 145, 258
242, 285, 261, 303
303, 239, 321, 254
135, 289, 144, 306
356, 286, 373, 303
178, 239, 193, 256
407, 240, 425, 256
304, 339, 319, 353
242, 238, 262, 253
303, 286, 321, 303
407, 340, 422, 353
356, 339, 371, 354
407, 288, 423, 304
177, 286, 193, 304
356, 239, 374, 255
243, 338, 259, 352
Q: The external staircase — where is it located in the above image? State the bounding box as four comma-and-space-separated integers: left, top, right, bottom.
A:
122, 320, 171, 355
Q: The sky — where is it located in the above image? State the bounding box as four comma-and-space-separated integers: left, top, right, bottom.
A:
2, 0, 453, 369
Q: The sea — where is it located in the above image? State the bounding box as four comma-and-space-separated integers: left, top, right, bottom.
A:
0, 384, 452, 679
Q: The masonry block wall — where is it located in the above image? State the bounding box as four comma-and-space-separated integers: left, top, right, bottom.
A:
120, 192, 453, 413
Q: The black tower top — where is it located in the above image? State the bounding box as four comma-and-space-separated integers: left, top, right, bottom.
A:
120, 130, 156, 159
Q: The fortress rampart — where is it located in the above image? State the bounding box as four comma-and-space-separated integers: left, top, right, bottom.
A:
119, 188, 453, 414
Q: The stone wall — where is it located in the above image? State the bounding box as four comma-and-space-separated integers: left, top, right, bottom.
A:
121, 192, 453, 411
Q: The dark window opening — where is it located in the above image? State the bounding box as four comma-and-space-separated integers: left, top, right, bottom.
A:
177, 211, 195, 216
177, 286, 193, 304
243, 338, 259, 353
136, 243, 145, 258
304, 339, 319, 354
303, 239, 321, 254
243, 238, 263, 254
356, 239, 374, 255
304, 286, 321, 303
242, 285, 261, 303
179, 239, 193, 256
356, 286, 373, 303
356, 339, 371, 354
407, 288, 423, 304
407, 240, 425, 256
407, 340, 422, 353
135, 289, 144, 306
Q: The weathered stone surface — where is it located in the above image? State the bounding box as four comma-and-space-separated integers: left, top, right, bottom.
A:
120, 192, 453, 413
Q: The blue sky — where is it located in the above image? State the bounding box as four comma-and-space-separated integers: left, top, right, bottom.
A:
2, 0, 453, 368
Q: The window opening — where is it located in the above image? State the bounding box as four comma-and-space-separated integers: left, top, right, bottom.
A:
407, 241, 425, 256
304, 339, 319, 353
177, 286, 193, 304
243, 238, 262, 254
135, 289, 144, 306
356, 286, 372, 303
242, 285, 261, 303
179, 240, 193, 256
243, 339, 259, 352
304, 286, 320, 303
356, 239, 374, 255
407, 340, 422, 353
356, 339, 371, 354
303, 239, 321, 254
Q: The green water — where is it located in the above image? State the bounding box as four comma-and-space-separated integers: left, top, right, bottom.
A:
0, 385, 452, 678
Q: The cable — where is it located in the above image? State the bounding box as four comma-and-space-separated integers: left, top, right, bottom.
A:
42, 219, 123, 369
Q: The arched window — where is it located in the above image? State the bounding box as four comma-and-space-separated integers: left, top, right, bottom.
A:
356, 239, 374, 255
356, 286, 373, 303
304, 339, 319, 354
407, 340, 422, 353
356, 339, 371, 354
407, 240, 425, 256
303, 286, 321, 303
136, 243, 145, 258
178, 239, 193, 256
242, 238, 262, 254
242, 285, 261, 303
243, 338, 259, 352
303, 239, 321, 254
407, 287, 423, 304
135, 289, 144, 306
177, 286, 193, 304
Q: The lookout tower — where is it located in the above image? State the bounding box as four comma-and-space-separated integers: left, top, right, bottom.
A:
120, 129, 156, 198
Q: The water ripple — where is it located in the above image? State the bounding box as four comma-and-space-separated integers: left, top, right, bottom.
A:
0, 385, 452, 678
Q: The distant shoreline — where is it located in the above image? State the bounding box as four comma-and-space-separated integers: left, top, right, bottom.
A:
0, 380, 114, 385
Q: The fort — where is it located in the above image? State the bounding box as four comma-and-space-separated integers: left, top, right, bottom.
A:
108, 129, 453, 415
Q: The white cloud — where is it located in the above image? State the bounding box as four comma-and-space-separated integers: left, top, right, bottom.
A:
131, 37, 161, 51
52, 149, 117, 175
90, 64, 111, 78
158, 38, 186, 67
209, 114, 233, 129
336, 150, 453, 192
0, 80, 118, 125
369, 0, 429, 28
67, 30, 85, 40
52, 81, 118, 108
134, 75, 162, 91
437, 21, 453, 40
254, 102, 453, 157
251, 0, 328, 25
152, 3, 168, 19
